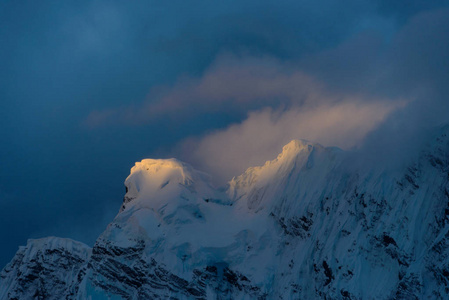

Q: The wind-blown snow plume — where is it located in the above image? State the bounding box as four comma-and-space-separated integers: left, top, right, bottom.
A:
179, 99, 404, 183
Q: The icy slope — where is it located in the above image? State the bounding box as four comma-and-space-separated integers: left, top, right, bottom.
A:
2, 126, 449, 299
228, 139, 343, 214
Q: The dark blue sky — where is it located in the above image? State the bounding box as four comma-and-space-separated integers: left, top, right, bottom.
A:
1, 1, 449, 268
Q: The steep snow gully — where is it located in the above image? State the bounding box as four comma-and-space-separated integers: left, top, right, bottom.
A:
2, 125, 449, 299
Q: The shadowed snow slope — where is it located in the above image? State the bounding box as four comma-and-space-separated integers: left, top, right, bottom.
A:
2, 126, 449, 299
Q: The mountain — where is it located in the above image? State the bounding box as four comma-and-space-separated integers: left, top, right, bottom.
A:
1, 126, 449, 299
0, 238, 90, 300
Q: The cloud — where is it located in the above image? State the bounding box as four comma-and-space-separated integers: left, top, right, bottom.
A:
83, 51, 405, 129
387, 8, 449, 96
178, 98, 405, 184
84, 7, 449, 187
174, 9, 449, 183
82, 39, 419, 182
83, 55, 325, 128
352, 8, 449, 167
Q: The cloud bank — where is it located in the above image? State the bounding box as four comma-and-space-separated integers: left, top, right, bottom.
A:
84, 8, 449, 184
84, 56, 322, 127
180, 100, 403, 183
183, 8, 449, 183
85, 53, 408, 183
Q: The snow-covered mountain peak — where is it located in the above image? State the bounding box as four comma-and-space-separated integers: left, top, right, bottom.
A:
4, 125, 449, 299
229, 140, 320, 184
121, 158, 215, 212
126, 158, 196, 190
128, 158, 192, 180
228, 139, 341, 213
278, 139, 315, 157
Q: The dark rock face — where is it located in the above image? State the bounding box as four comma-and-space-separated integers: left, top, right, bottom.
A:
271, 212, 314, 239
87, 239, 201, 299
84, 239, 266, 299
0, 239, 90, 300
